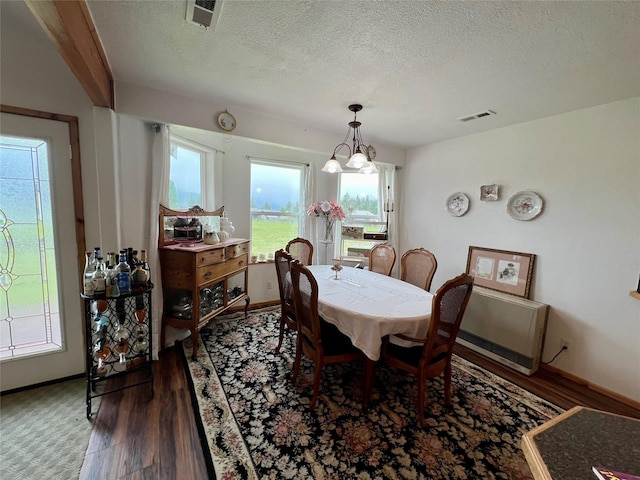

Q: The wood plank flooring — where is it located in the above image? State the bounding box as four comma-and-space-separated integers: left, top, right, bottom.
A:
80, 346, 208, 480
80, 343, 640, 479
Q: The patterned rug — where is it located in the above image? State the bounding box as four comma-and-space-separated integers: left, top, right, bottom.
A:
0, 377, 96, 480
183, 306, 564, 480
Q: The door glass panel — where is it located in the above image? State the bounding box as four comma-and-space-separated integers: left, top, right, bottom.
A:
0, 135, 62, 360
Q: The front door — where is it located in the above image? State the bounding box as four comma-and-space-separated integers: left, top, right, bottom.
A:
0, 111, 85, 390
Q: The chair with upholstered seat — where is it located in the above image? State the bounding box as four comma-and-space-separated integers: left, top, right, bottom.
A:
400, 248, 438, 291
381, 273, 474, 426
290, 261, 363, 410
274, 249, 297, 354
368, 243, 396, 276
285, 237, 314, 265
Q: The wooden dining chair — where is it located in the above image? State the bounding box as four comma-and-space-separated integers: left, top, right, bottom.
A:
274, 249, 297, 354
369, 243, 396, 276
400, 248, 438, 291
289, 261, 362, 410
381, 273, 474, 426
285, 237, 314, 265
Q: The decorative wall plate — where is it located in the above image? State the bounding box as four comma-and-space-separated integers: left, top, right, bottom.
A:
507, 191, 543, 221
446, 192, 470, 217
480, 184, 499, 201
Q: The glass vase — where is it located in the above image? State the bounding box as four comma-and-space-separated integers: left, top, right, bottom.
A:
323, 220, 335, 242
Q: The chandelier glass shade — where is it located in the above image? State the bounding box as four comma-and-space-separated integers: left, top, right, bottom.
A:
322, 104, 376, 174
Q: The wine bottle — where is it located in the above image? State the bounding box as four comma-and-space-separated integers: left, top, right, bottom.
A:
92, 247, 101, 269
140, 249, 150, 281
106, 262, 120, 298
116, 251, 132, 294
114, 322, 130, 364
93, 342, 111, 377
92, 257, 107, 296
132, 323, 149, 355
114, 340, 130, 364
83, 251, 94, 296
132, 337, 148, 354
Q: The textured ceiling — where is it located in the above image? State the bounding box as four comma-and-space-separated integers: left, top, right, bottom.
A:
18, 1, 640, 148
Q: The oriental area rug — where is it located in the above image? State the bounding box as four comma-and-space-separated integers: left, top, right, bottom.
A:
182, 306, 564, 480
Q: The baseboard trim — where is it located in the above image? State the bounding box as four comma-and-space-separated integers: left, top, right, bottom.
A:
541, 363, 640, 411
227, 300, 279, 313
1, 372, 85, 395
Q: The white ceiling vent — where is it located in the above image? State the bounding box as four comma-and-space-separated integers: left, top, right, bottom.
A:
457, 110, 496, 122
186, 0, 224, 30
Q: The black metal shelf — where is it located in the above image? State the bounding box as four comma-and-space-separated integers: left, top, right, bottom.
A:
83, 285, 154, 419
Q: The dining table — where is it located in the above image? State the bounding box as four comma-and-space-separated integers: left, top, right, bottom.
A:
306, 264, 434, 408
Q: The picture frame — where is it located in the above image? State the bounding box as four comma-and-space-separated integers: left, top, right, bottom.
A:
465, 246, 536, 298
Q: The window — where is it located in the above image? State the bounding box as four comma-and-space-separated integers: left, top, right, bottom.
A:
169, 137, 215, 210
337, 172, 385, 258
250, 161, 305, 260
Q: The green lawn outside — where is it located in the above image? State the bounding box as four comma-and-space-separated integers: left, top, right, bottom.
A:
251, 219, 299, 258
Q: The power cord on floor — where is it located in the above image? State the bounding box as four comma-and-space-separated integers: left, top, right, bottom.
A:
541, 345, 568, 365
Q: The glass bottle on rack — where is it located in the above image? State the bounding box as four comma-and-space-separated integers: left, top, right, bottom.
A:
92, 257, 107, 296
83, 251, 94, 296
93, 341, 111, 377
116, 251, 132, 294
132, 252, 150, 288
106, 260, 120, 298
114, 322, 130, 364
132, 323, 149, 354
140, 249, 150, 279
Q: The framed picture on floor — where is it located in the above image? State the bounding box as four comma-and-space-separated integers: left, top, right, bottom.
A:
465, 246, 536, 298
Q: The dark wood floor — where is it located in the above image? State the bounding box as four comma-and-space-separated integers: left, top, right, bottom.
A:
80, 343, 640, 479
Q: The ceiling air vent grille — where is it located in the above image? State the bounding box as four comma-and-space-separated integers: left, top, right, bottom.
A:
186, 0, 223, 29
457, 110, 496, 122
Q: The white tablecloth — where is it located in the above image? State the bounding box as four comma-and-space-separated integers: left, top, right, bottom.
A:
307, 265, 433, 361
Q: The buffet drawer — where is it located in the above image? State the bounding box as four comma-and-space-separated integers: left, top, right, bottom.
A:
226, 241, 249, 259
197, 253, 247, 285
197, 248, 225, 267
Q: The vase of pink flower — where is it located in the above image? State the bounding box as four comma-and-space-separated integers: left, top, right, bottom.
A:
307, 200, 346, 242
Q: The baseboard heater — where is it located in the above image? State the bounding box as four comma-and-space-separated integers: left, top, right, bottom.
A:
457, 286, 549, 376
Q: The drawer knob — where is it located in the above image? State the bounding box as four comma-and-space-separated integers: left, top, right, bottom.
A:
238, 260, 244, 266
204, 271, 212, 279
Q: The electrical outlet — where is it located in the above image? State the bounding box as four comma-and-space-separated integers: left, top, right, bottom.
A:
266, 281, 273, 290
560, 337, 571, 350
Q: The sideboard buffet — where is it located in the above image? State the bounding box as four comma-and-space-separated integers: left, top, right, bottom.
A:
158, 205, 249, 358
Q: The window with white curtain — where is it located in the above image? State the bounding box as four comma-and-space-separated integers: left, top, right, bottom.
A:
337, 172, 385, 257
168, 136, 215, 209
336, 164, 397, 264
250, 160, 307, 260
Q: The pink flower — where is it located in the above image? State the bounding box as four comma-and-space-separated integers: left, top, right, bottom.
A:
306, 200, 346, 221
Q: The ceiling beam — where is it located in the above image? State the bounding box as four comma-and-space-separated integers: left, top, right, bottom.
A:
25, 0, 114, 109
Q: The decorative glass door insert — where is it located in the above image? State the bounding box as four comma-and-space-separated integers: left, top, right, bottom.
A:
0, 135, 62, 359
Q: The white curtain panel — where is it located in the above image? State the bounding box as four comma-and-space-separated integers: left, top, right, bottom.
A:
148, 124, 170, 358
301, 163, 318, 263
378, 164, 399, 276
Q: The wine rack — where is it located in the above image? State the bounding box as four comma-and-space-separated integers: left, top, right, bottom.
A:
82, 285, 154, 419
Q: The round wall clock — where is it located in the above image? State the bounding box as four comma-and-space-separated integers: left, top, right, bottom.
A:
217, 110, 236, 132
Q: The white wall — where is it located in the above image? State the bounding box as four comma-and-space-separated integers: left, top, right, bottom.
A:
5, 1, 639, 403
401, 98, 640, 402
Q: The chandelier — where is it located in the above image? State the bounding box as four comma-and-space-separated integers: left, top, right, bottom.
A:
322, 104, 378, 174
